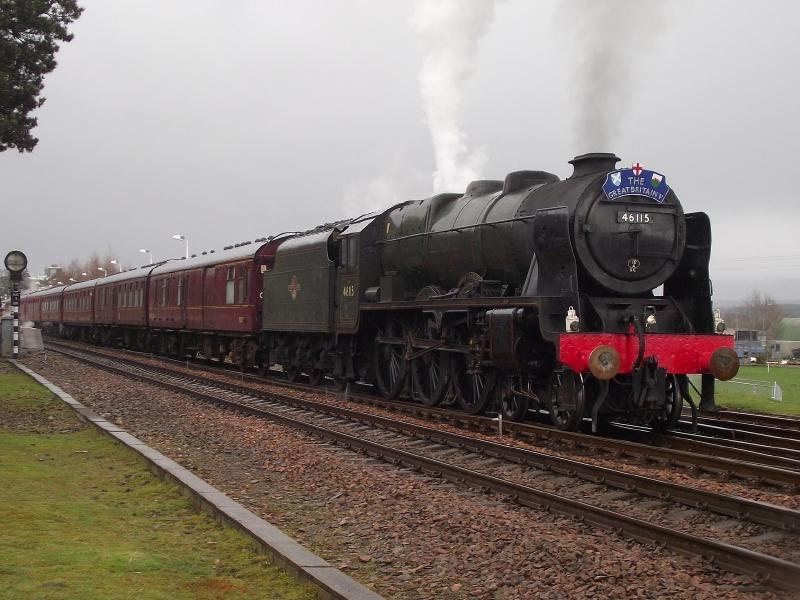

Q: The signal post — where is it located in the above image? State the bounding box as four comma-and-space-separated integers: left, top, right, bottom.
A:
4, 251, 28, 359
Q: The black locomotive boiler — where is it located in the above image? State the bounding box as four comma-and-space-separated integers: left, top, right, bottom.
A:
260, 152, 738, 432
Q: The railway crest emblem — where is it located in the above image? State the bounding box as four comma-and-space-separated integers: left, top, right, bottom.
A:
602, 164, 670, 203
627, 258, 641, 273
288, 275, 301, 300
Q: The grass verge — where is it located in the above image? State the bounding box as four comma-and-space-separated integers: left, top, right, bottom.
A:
693, 365, 800, 416
0, 362, 315, 600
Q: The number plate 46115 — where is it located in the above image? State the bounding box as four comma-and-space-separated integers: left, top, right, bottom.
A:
617, 211, 651, 224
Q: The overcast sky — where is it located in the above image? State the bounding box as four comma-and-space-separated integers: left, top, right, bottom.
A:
2, 0, 799, 303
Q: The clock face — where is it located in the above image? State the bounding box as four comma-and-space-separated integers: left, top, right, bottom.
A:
4, 251, 27, 272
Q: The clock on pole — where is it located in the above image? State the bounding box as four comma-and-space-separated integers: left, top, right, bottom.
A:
4, 250, 27, 359
4, 250, 27, 277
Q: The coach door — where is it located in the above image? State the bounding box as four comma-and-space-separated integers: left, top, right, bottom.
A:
202, 267, 215, 329
336, 233, 360, 331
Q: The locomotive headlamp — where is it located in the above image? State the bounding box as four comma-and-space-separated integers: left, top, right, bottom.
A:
644, 305, 657, 332
588, 345, 621, 380
565, 306, 580, 332
715, 320, 727, 333
709, 347, 739, 381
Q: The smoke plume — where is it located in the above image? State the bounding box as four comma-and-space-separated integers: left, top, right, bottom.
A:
559, 0, 670, 151
342, 175, 405, 217
412, 0, 497, 193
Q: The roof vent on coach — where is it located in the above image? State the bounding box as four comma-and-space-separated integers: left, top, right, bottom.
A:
568, 152, 620, 178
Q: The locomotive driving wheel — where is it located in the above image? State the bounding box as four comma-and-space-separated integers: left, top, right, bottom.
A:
495, 374, 533, 422
411, 349, 449, 406
652, 375, 684, 432
548, 369, 586, 431
451, 356, 495, 415
374, 320, 408, 399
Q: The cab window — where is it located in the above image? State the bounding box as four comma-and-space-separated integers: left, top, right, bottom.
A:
226, 267, 235, 304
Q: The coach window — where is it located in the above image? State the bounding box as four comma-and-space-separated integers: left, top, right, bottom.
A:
177, 277, 184, 306
226, 267, 235, 304
161, 279, 168, 307
348, 236, 358, 268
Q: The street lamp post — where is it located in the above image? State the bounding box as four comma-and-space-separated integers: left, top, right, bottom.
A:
139, 248, 153, 264
97, 267, 107, 278
172, 234, 189, 259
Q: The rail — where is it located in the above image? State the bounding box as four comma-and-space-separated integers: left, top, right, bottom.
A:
38, 344, 800, 591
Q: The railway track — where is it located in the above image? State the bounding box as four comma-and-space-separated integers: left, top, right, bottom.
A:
40, 343, 800, 591
690, 409, 800, 434
45, 339, 800, 486
703, 410, 800, 432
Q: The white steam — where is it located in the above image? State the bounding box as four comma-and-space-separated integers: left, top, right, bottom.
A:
341, 176, 405, 217
413, 0, 497, 193
559, 0, 670, 151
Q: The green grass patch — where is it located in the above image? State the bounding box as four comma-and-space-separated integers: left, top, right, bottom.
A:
777, 317, 800, 340
695, 365, 800, 416
0, 362, 315, 600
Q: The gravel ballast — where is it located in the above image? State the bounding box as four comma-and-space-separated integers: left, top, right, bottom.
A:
22, 353, 794, 599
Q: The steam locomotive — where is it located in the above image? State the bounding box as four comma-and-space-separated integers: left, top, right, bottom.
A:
22, 153, 738, 432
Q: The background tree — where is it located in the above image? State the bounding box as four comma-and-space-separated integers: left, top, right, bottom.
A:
726, 290, 785, 339
1, 269, 30, 309
0, 0, 83, 152
41, 251, 126, 287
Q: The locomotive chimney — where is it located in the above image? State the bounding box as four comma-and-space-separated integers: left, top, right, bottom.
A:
568, 152, 620, 178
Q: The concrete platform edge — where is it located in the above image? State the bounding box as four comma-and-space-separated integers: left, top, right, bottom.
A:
9, 360, 384, 600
